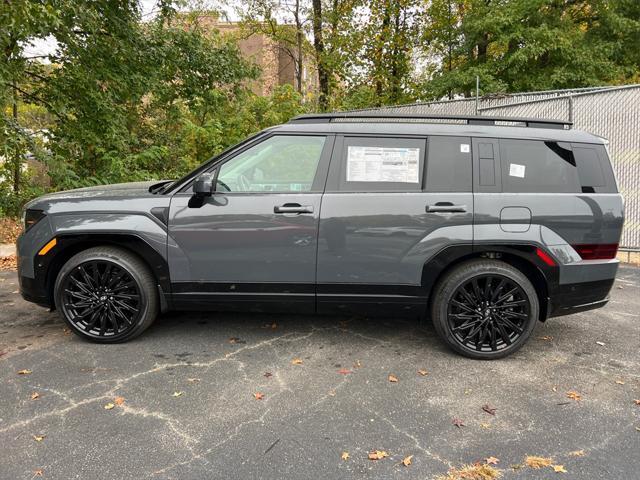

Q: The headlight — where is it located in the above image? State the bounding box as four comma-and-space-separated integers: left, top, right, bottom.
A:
23, 209, 45, 232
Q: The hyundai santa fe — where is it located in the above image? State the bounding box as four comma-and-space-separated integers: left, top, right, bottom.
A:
17, 113, 624, 359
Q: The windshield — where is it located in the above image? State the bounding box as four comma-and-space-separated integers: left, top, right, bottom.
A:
161, 130, 269, 194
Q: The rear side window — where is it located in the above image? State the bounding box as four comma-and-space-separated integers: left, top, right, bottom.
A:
336, 137, 425, 192
572, 144, 617, 193
426, 136, 472, 192
499, 139, 580, 193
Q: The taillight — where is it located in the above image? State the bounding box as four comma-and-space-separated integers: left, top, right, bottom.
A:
535, 247, 556, 266
572, 243, 618, 260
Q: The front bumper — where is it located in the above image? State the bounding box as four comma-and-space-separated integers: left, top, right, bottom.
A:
18, 274, 52, 308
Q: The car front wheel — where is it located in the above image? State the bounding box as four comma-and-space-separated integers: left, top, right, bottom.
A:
431, 259, 539, 359
54, 246, 158, 342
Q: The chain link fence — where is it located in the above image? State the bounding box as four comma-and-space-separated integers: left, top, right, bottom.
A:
351, 85, 640, 249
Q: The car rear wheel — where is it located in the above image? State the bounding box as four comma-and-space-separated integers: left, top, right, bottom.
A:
54, 246, 158, 343
431, 259, 539, 359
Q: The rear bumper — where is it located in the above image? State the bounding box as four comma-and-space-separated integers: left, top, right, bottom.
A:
548, 277, 615, 318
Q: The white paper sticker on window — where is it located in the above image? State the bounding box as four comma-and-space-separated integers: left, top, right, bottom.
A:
509, 163, 526, 178
346, 146, 420, 183
460, 143, 470, 153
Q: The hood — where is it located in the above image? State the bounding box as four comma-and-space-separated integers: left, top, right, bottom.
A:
24, 180, 171, 210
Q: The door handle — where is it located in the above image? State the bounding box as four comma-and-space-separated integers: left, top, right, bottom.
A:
426, 203, 467, 213
274, 203, 314, 214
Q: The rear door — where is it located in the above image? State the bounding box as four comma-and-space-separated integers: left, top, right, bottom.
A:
316, 134, 473, 314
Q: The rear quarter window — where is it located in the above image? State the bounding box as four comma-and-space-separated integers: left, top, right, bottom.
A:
572, 143, 617, 193
499, 139, 580, 193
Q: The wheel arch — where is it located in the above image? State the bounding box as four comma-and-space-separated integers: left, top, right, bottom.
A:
422, 243, 557, 322
39, 233, 170, 309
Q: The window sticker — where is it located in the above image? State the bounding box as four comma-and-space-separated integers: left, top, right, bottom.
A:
346, 146, 420, 183
509, 163, 526, 178
460, 143, 470, 153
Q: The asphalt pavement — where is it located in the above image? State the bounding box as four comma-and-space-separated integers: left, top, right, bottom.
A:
0, 267, 638, 479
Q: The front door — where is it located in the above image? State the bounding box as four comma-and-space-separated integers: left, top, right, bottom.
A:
168, 134, 333, 312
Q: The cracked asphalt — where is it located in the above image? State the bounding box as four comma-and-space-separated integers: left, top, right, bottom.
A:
1, 267, 639, 480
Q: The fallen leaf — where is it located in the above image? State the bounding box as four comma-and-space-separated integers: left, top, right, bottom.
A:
452, 417, 465, 428
63, 328, 71, 336
482, 404, 497, 415
33, 434, 46, 442
328, 389, 336, 396
553, 465, 567, 473
104, 402, 115, 410
417, 369, 428, 376
253, 392, 264, 400
114, 396, 125, 406
566, 391, 582, 401
438, 464, 501, 480
18, 369, 32, 375
552, 386, 558, 392
228, 337, 245, 344
539, 335, 553, 341
615, 380, 625, 385
353, 360, 362, 369
31, 392, 40, 400
485, 456, 500, 465
480, 422, 491, 429
172, 391, 184, 397
525, 456, 553, 469
264, 372, 273, 378
33, 469, 44, 477
187, 377, 200, 383
341, 451, 350, 461
291, 358, 304, 365
388, 374, 398, 383
595, 341, 606, 346
634, 399, 640, 406
402, 455, 413, 466
368, 450, 389, 460
337, 368, 352, 375
568, 450, 585, 457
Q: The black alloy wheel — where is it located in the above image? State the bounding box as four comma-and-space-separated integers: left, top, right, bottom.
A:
61, 260, 141, 338
54, 246, 158, 343
447, 274, 530, 353
431, 259, 539, 359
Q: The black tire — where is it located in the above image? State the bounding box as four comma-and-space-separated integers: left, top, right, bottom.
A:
430, 259, 539, 359
54, 246, 158, 343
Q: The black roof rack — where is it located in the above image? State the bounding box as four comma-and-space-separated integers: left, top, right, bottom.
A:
289, 113, 571, 129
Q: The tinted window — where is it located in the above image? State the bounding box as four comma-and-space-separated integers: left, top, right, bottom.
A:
500, 139, 580, 193
337, 137, 425, 192
218, 135, 325, 192
426, 136, 472, 192
574, 146, 605, 188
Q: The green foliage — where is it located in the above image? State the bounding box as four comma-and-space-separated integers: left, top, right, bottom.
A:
421, 0, 640, 98
1, 0, 639, 217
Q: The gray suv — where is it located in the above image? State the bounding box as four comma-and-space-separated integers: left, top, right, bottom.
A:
17, 113, 624, 359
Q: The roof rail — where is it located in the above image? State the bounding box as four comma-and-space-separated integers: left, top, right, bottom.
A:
289, 113, 571, 129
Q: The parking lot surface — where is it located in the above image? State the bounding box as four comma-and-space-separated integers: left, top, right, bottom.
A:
1, 267, 638, 479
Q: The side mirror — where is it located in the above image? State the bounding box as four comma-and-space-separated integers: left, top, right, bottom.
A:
193, 172, 214, 197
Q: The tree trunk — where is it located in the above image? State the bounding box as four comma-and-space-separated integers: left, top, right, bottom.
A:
12, 82, 20, 194
312, 0, 329, 111
294, 0, 303, 94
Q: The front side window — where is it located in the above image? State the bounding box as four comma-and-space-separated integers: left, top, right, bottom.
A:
217, 135, 326, 193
